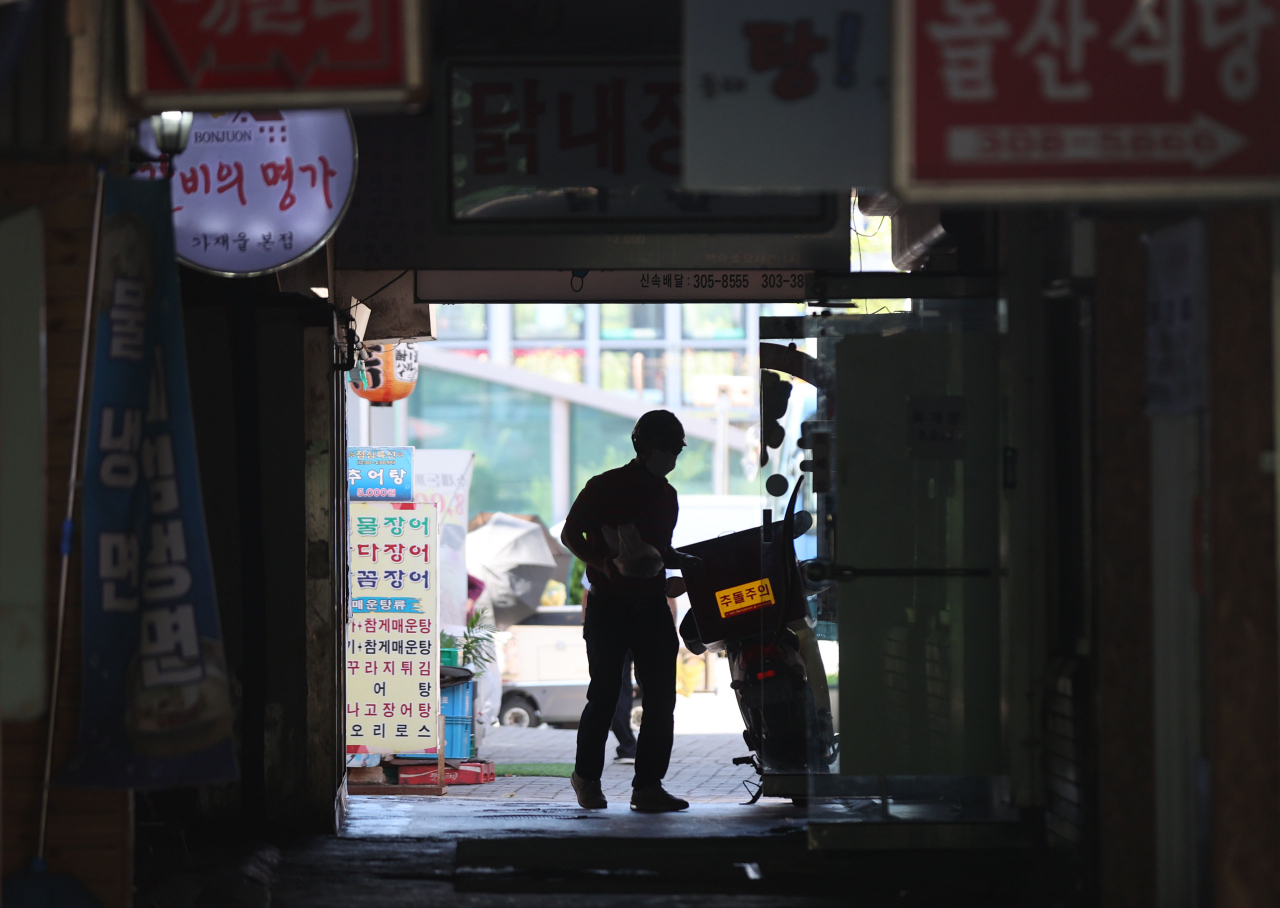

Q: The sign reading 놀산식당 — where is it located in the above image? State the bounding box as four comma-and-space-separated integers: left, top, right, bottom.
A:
134, 110, 357, 276
346, 501, 440, 754
896, 0, 1280, 202
63, 174, 237, 788
348, 446, 414, 501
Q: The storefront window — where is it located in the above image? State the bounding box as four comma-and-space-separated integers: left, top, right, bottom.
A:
600, 303, 664, 340
572, 407, 713, 496
761, 302, 807, 317
600, 349, 665, 402
570, 406, 755, 497
513, 303, 585, 340
407, 370, 551, 521
682, 348, 750, 407
513, 348, 584, 383
682, 303, 745, 340
434, 303, 488, 340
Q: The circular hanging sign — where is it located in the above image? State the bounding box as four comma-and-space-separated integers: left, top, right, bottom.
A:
135, 109, 357, 277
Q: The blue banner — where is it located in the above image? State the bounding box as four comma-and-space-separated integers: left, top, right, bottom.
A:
347, 446, 414, 501
62, 175, 236, 788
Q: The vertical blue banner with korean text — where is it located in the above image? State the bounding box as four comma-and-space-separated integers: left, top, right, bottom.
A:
348, 446, 414, 501
62, 175, 236, 788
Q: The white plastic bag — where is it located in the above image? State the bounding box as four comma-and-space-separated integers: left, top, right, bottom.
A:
601, 523, 664, 579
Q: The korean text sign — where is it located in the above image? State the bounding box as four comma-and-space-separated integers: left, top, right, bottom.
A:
715, 578, 776, 618
683, 0, 890, 191
349, 446, 413, 501
136, 110, 357, 275
898, 0, 1280, 201
413, 450, 474, 627
346, 501, 439, 754
126, 0, 424, 111
64, 175, 237, 788
450, 64, 681, 193
446, 64, 832, 224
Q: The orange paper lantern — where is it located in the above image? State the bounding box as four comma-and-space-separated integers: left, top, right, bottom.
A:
350, 343, 418, 403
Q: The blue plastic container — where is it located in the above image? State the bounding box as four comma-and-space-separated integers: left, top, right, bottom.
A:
441, 680, 473, 718
444, 715, 471, 759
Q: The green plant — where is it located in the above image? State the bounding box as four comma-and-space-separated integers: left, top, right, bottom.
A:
440, 632, 459, 651
568, 558, 586, 606
461, 604, 498, 672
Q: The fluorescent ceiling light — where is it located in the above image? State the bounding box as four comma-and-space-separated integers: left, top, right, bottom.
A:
311, 286, 329, 298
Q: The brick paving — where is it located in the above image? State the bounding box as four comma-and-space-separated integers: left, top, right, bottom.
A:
446, 726, 760, 804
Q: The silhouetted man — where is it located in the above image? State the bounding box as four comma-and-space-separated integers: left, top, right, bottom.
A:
611, 652, 637, 764
561, 410, 699, 812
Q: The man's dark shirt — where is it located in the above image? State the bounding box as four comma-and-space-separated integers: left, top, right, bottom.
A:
566, 458, 678, 598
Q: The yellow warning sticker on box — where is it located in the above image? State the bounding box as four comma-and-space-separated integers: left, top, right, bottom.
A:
714, 578, 774, 618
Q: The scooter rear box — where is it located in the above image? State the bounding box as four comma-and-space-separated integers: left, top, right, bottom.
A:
681, 523, 804, 648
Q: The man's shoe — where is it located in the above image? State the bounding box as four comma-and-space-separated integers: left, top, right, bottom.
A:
614, 755, 636, 765
571, 772, 607, 809
630, 783, 689, 813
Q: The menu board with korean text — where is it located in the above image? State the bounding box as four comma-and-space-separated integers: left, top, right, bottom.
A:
345, 501, 439, 754
348, 446, 414, 502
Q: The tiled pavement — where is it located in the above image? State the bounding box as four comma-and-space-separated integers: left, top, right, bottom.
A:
446, 725, 760, 804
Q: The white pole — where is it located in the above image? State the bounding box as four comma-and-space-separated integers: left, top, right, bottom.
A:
368, 403, 395, 446
393, 397, 409, 447
489, 303, 513, 367
40, 170, 104, 860
713, 389, 730, 496
551, 397, 571, 522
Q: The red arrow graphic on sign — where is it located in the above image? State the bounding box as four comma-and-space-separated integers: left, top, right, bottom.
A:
947, 114, 1248, 171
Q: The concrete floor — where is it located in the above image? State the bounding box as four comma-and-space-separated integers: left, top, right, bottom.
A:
429, 726, 760, 804
344, 795, 809, 840
270, 793, 1078, 908
138, 726, 1083, 906
139, 792, 1081, 907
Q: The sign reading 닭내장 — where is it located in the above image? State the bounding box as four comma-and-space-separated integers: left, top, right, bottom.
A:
135, 110, 357, 276
444, 62, 833, 226
715, 577, 775, 619
348, 446, 414, 502
346, 501, 440, 755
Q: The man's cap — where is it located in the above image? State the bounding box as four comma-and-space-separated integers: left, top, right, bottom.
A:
632, 409, 686, 454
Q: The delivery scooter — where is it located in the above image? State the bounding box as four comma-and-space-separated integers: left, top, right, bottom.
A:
678, 480, 837, 781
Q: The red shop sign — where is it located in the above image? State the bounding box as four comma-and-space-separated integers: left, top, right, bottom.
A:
894, 0, 1280, 202
125, 0, 425, 111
